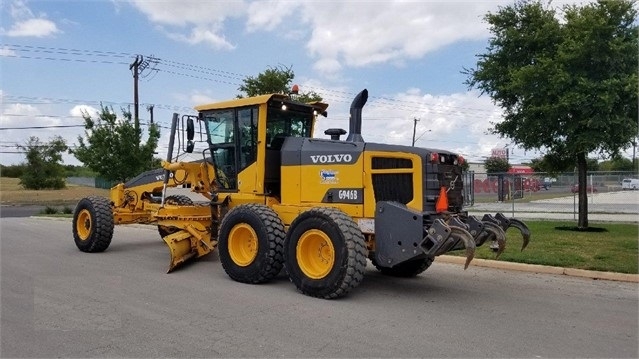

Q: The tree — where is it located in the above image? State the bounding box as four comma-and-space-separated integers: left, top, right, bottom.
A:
237, 65, 323, 102
465, 0, 638, 229
0, 164, 27, 178
18, 136, 68, 189
529, 155, 600, 173
484, 156, 511, 174
599, 156, 635, 171
71, 105, 161, 182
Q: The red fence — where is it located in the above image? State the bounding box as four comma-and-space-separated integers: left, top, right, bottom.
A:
473, 177, 543, 194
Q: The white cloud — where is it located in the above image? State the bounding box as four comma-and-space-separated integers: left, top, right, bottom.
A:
3, 1, 61, 38
129, 0, 245, 49
301, 1, 506, 74
9, 0, 33, 19
1, 103, 43, 127
130, 0, 245, 26
70, 105, 99, 119
0, 46, 17, 57
127, 0, 509, 72
166, 26, 235, 50
189, 92, 217, 107
128, 0, 596, 79
6, 18, 60, 37
312, 87, 513, 162
245, 0, 297, 32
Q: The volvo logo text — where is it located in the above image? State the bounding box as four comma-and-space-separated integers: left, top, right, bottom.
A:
310, 154, 353, 164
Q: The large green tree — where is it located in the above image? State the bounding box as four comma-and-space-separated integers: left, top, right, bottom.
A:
484, 156, 511, 174
466, 0, 638, 229
18, 136, 68, 190
599, 156, 636, 172
71, 105, 161, 182
528, 155, 599, 174
237, 65, 323, 102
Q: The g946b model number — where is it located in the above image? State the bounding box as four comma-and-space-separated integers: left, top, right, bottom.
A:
338, 189, 358, 200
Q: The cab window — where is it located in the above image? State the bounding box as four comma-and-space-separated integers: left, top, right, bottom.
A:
201, 107, 259, 190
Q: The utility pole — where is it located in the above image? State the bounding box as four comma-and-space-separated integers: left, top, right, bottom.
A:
412, 118, 419, 146
147, 104, 154, 124
632, 138, 637, 172
129, 55, 143, 136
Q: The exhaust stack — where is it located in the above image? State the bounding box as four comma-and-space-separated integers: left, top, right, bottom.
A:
346, 89, 368, 142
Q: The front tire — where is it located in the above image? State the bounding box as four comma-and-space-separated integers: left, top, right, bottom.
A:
285, 207, 367, 299
218, 204, 285, 284
72, 196, 114, 252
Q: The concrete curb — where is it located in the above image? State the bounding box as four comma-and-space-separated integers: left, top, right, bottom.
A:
438, 255, 639, 283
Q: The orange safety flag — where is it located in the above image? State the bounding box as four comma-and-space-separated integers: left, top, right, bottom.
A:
435, 186, 448, 213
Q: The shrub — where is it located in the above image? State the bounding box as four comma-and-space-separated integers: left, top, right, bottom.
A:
42, 206, 59, 214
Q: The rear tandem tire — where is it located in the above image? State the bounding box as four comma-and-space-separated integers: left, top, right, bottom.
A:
218, 204, 286, 284
72, 196, 114, 253
284, 207, 367, 299
373, 257, 433, 278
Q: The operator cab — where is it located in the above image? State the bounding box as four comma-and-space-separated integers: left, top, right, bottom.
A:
195, 94, 328, 196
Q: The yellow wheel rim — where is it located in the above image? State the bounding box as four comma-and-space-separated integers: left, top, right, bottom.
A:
228, 223, 258, 267
296, 229, 334, 279
76, 209, 92, 241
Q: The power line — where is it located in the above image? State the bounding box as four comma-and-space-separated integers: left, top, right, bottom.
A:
2, 43, 500, 117
0, 125, 86, 130
1, 53, 129, 65
3, 95, 194, 113
2, 44, 134, 57
2, 113, 85, 119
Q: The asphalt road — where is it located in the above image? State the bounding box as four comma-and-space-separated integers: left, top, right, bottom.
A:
1, 217, 637, 358
0, 205, 47, 218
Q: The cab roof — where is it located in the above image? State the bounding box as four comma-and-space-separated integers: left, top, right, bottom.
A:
194, 93, 328, 113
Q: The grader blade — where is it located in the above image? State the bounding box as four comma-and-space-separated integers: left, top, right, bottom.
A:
162, 230, 198, 273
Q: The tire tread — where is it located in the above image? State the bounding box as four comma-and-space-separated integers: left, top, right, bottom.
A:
73, 196, 114, 253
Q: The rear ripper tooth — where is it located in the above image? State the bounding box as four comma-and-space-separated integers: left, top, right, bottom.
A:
448, 225, 475, 269
504, 217, 531, 251
480, 221, 506, 258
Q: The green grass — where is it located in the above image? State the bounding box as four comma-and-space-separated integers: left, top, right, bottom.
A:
456, 220, 639, 274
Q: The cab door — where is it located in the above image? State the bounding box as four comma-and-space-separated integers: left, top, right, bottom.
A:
202, 107, 258, 191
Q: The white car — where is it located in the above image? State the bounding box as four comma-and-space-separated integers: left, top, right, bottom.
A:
621, 178, 639, 190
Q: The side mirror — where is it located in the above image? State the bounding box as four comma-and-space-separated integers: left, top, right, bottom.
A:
186, 118, 195, 141
186, 141, 195, 153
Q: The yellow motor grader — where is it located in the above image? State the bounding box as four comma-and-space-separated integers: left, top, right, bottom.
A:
72, 89, 530, 299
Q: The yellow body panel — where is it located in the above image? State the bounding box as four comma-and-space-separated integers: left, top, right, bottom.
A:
299, 163, 363, 202
280, 165, 301, 205
362, 150, 424, 216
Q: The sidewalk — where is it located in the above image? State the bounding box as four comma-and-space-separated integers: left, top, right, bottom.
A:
467, 211, 638, 222
467, 190, 639, 223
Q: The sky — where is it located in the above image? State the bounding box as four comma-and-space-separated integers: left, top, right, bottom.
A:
1, 0, 631, 167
